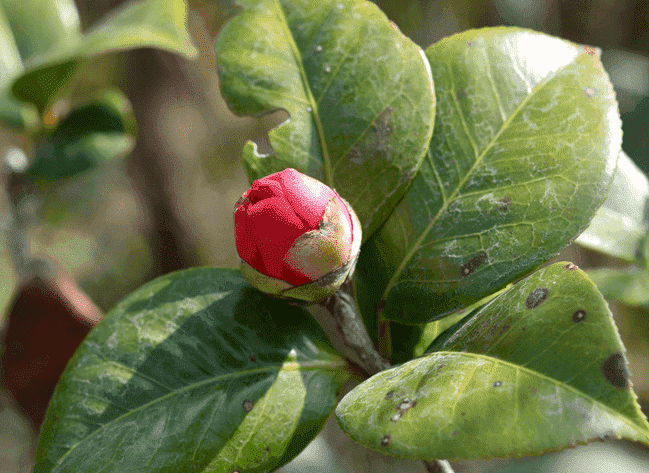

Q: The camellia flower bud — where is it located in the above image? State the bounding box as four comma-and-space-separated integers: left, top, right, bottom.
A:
234, 168, 361, 303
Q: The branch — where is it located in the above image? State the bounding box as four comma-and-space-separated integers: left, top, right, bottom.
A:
423, 459, 455, 473
305, 278, 456, 473
305, 278, 388, 377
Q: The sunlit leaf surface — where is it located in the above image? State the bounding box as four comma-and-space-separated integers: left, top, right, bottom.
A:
215, 0, 435, 240
356, 27, 621, 324
35, 268, 350, 473
337, 263, 649, 460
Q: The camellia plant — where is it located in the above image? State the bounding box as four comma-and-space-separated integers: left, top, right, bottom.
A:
4, 0, 648, 472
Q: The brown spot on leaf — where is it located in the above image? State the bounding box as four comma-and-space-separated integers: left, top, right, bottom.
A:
380, 435, 391, 446
249, 355, 257, 362
396, 399, 417, 411
496, 196, 512, 212
345, 107, 394, 165
572, 309, 587, 323
242, 400, 254, 412
601, 352, 630, 389
385, 390, 395, 400
564, 262, 579, 270
493, 381, 502, 387
525, 288, 549, 309
460, 252, 488, 277
584, 87, 597, 97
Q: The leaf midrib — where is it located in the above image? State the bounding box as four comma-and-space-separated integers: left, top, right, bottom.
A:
275, 0, 333, 187
53, 357, 348, 467
379, 55, 576, 309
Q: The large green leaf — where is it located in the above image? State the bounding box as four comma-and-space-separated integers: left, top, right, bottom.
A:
337, 262, 649, 460
587, 267, 649, 307
26, 88, 136, 185
215, 0, 435, 240
1, 0, 81, 63
11, 0, 197, 113
576, 151, 649, 262
35, 268, 351, 473
0, 2, 30, 128
356, 27, 621, 325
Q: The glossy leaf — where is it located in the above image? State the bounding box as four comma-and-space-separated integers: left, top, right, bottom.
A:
12, 0, 197, 113
0, 2, 30, 128
356, 27, 621, 325
337, 262, 649, 460
26, 88, 136, 185
576, 151, 649, 262
215, 0, 435, 240
1, 0, 81, 63
587, 267, 649, 307
35, 267, 351, 473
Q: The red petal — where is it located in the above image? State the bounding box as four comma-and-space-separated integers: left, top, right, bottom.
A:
248, 196, 305, 280
279, 169, 334, 229
247, 177, 283, 204
234, 203, 264, 271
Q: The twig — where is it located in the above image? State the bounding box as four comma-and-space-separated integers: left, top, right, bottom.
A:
305, 278, 389, 377
423, 459, 455, 473
305, 277, 456, 473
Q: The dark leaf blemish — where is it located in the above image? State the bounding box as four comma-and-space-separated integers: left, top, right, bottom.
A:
243, 400, 254, 412
380, 434, 391, 446
385, 390, 395, 400
564, 262, 578, 270
461, 252, 488, 277
496, 196, 512, 212
525, 288, 549, 309
601, 352, 630, 389
572, 309, 587, 323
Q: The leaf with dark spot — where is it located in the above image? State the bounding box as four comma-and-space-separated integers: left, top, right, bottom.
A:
572, 309, 587, 323
356, 27, 620, 324
525, 288, 549, 309
601, 352, 630, 389
338, 262, 649, 460
460, 252, 488, 278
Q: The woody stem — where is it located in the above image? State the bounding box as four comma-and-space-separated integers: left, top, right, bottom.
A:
305, 278, 389, 377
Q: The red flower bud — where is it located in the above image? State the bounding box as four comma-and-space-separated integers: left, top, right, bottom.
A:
234, 168, 361, 302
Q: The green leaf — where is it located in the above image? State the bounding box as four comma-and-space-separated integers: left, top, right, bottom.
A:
215, 0, 435, 241
35, 267, 351, 473
1, 0, 81, 63
576, 151, 649, 262
26, 88, 136, 185
587, 267, 649, 307
12, 0, 197, 113
0, 2, 32, 128
337, 262, 649, 461
356, 27, 621, 324
411, 284, 511, 358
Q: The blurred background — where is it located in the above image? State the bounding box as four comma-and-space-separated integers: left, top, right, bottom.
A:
1, 0, 648, 471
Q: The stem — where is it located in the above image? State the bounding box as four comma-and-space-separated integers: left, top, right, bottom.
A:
305, 278, 388, 377
423, 459, 455, 473
377, 314, 392, 360
305, 278, 456, 473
